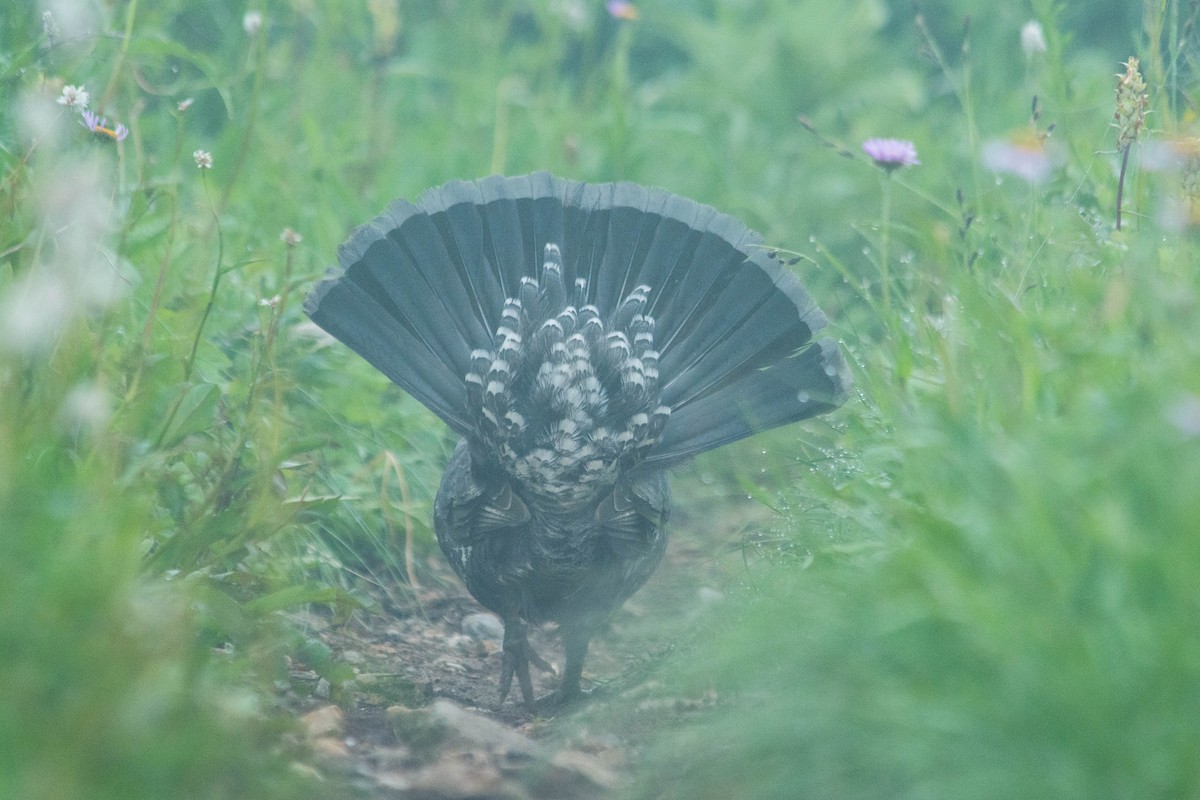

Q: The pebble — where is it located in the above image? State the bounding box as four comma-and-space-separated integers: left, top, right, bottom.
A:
397, 700, 616, 797
461, 611, 505, 642
300, 704, 344, 739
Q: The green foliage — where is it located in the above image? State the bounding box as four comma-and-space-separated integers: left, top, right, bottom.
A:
629, 4, 1200, 799
2, 0, 1198, 797
644, 323, 1200, 797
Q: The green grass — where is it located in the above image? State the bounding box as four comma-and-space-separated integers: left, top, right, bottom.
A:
2, 1, 1199, 798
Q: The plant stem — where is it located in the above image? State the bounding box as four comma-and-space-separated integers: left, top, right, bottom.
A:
879, 173, 892, 315
99, 0, 138, 108
182, 173, 224, 382
139, 113, 187, 352
1115, 144, 1130, 230
490, 77, 515, 175
154, 173, 223, 448
219, 31, 267, 212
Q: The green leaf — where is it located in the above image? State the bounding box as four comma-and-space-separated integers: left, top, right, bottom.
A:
160, 383, 219, 447
242, 584, 363, 617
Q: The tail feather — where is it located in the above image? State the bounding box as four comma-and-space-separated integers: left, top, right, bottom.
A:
634, 194, 720, 304
658, 262, 824, 405
306, 172, 850, 460
595, 183, 658, 309
305, 276, 472, 432
422, 186, 506, 330
477, 173, 562, 300
359, 207, 488, 373
648, 223, 751, 351
647, 339, 847, 467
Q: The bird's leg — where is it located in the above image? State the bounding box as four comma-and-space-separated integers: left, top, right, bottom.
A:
534, 627, 592, 711
498, 617, 554, 709
558, 627, 591, 702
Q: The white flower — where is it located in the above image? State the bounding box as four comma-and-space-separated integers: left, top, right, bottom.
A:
1021, 21, 1047, 58
43, 10, 61, 42
1, 159, 126, 354
550, 0, 588, 31
280, 228, 302, 247
243, 11, 263, 36
57, 84, 89, 110
193, 149, 213, 169
61, 382, 112, 432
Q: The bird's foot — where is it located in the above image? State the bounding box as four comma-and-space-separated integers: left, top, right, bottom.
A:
531, 683, 597, 715
498, 620, 555, 709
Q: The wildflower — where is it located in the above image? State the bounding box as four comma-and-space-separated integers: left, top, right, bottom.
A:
177, 97, 194, 112
1143, 137, 1200, 188
280, 228, 303, 247
1020, 21, 1046, 58
258, 294, 281, 309
43, 11, 61, 44
862, 138, 920, 172
243, 10, 263, 36
1113, 57, 1149, 151
61, 382, 111, 433
551, 0, 588, 31
1142, 138, 1200, 230
1166, 394, 1200, 438
80, 110, 128, 142
606, 1, 639, 20
982, 131, 1058, 184
193, 149, 214, 169
57, 84, 89, 110
1, 161, 124, 353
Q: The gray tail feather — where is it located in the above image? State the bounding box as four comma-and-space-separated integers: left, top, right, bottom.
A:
305, 172, 850, 458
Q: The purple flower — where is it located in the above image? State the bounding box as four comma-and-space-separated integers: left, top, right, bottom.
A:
862, 138, 920, 171
80, 110, 128, 142
606, 1, 638, 20
981, 133, 1058, 184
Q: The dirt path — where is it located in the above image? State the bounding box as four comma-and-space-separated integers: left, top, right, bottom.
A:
290, 478, 771, 798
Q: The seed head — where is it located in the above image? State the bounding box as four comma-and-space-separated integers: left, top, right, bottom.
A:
1114, 57, 1149, 150
43, 10, 62, 44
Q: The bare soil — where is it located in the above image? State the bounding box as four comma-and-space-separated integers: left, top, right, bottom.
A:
287, 478, 774, 798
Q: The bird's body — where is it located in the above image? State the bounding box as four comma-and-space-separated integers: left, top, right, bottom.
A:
306, 173, 849, 708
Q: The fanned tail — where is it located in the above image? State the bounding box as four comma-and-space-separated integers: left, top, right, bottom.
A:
305, 173, 850, 458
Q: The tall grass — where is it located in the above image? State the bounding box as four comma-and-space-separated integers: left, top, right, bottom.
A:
633, 3, 1200, 798
2, 1, 1197, 798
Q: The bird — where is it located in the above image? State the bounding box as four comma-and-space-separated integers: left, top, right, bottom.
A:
305, 173, 850, 710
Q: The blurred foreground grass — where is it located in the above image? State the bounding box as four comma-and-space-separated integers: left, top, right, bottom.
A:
2, 1, 1198, 798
